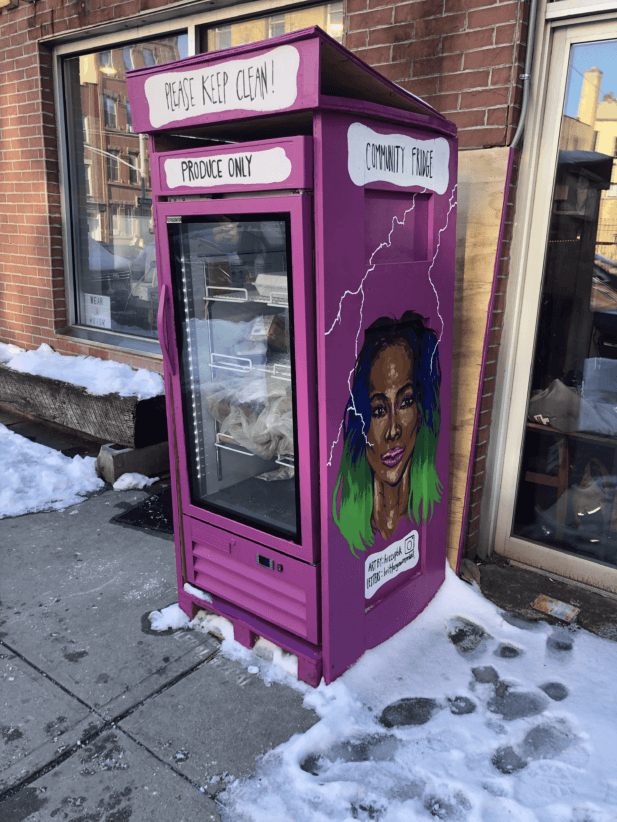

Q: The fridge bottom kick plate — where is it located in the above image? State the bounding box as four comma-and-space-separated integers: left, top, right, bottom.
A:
178, 583, 323, 688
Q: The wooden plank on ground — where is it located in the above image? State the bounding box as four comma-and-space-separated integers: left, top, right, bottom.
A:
0, 364, 166, 449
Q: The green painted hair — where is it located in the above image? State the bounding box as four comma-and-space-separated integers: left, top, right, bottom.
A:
332, 311, 442, 557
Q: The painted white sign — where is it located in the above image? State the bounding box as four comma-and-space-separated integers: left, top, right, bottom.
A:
83, 293, 111, 329
347, 122, 450, 194
164, 147, 292, 189
144, 45, 300, 129
365, 529, 419, 599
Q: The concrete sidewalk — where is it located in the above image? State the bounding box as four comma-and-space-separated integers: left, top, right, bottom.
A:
4, 409, 617, 821
0, 414, 319, 822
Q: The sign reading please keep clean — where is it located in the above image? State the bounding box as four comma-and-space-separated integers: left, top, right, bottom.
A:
164, 147, 292, 189
144, 45, 300, 128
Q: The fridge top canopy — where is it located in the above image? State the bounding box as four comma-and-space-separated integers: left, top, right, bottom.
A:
126, 26, 455, 137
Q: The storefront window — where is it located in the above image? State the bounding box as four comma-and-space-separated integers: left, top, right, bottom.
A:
514, 40, 617, 568
207, 2, 344, 51
63, 34, 187, 338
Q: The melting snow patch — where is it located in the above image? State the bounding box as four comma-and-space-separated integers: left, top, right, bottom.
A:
0, 424, 104, 518
148, 604, 190, 632
112, 473, 159, 491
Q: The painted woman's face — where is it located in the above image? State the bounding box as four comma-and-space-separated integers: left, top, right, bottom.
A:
366, 341, 419, 487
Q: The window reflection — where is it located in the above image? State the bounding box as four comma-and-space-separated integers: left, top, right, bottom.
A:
207, 2, 344, 51
64, 35, 187, 338
514, 41, 617, 568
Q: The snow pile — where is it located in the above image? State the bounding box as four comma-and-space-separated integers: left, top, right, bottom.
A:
0, 342, 24, 362
0, 424, 104, 518
148, 603, 191, 632
112, 473, 159, 491
213, 567, 617, 822
0, 342, 163, 399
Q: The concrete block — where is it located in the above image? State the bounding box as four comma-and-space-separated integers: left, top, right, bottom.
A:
96, 440, 170, 484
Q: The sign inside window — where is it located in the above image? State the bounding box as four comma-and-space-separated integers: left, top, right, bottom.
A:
164, 147, 292, 189
144, 45, 300, 128
347, 122, 450, 194
83, 293, 111, 329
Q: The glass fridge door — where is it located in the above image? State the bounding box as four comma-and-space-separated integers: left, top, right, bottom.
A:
168, 212, 300, 541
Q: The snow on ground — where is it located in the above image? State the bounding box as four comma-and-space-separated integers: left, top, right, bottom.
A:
0, 424, 104, 518
112, 472, 159, 491
0, 342, 163, 399
149, 603, 191, 631
163, 568, 617, 822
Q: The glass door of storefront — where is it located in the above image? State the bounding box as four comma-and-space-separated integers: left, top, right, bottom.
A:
496, 19, 617, 591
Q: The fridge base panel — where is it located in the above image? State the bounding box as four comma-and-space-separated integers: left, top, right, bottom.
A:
178, 585, 323, 688
184, 515, 320, 643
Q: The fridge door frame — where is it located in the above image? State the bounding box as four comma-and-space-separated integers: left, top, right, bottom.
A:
155, 193, 319, 565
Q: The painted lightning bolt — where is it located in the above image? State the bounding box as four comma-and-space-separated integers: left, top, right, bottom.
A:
326, 182, 457, 468
326, 192, 425, 467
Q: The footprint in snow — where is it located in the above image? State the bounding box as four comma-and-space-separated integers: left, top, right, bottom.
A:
492, 720, 574, 774
299, 733, 400, 775
447, 617, 492, 659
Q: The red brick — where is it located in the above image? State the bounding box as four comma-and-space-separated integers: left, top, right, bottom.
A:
492, 292, 506, 312
443, 28, 494, 55
470, 486, 484, 506
491, 65, 512, 86
464, 45, 515, 70
413, 53, 462, 77
449, 108, 487, 129
368, 23, 413, 46
495, 23, 517, 45
458, 127, 506, 148
346, 0, 368, 13
370, 21, 415, 45
346, 29, 368, 50
352, 44, 392, 65
486, 105, 508, 126
416, 13, 466, 39
424, 91, 460, 112
439, 68, 489, 91
348, 7, 393, 31
460, 86, 509, 109
468, 2, 518, 28
113, 0, 141, 18
397, 76, 438, 97
376, 60, 413, 82
394, 0, 444, 23
392, 36, 440, 61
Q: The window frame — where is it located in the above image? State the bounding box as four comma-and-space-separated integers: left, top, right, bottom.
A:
483, 1, 617, 593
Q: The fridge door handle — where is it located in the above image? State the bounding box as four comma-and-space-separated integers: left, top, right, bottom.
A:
158, 283, 177, 376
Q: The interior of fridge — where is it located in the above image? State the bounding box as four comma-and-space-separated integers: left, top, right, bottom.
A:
168, 213, 300, 540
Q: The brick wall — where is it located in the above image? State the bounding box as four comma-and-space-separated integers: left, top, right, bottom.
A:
0, 0, 171, 373
345, 0, 528, 148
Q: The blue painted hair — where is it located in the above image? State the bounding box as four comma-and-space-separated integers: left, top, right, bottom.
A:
333, 311, 442, 556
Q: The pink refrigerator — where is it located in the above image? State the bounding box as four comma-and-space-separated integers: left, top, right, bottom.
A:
126, 26, 457, 685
